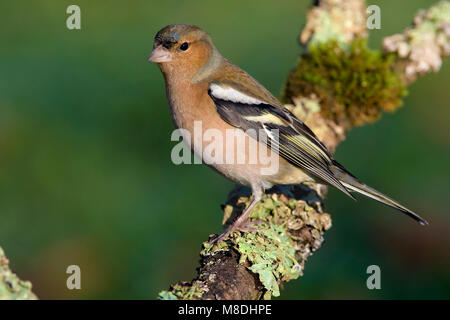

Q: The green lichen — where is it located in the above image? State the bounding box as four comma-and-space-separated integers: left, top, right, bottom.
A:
383, 1, 450, 83
160, 186, 331, 300
307, 11, 349, 47
423, 1, 450, 24
205, 189, 331, 299
236, 224, 300, 297
283, 38, 407, 127
158, 290, 178, 300
159, 281, 206, 300
0, 247, 37, 300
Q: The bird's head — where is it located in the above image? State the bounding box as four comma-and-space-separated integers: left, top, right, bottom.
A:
149, 24, 221, 79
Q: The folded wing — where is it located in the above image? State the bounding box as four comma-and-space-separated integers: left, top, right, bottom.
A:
208, 82, 355, 199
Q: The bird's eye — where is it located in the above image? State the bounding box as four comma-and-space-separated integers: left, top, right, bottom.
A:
180, 42, 189, 51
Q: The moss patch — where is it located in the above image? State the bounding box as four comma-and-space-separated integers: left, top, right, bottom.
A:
283, 39, 407, 127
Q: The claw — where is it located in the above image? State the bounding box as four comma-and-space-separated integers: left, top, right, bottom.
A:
209, 219, 264, 244
209, 188, 264, 244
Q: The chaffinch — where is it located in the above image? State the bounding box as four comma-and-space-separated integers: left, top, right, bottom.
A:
148, 24, 427, 243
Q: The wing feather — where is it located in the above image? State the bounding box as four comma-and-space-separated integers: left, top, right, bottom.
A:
209, 83, 354, 199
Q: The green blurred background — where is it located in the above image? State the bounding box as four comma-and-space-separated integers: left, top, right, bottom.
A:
0, 0, 449, 299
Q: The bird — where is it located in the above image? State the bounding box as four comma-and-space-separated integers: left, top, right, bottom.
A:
148, 24, 427, 243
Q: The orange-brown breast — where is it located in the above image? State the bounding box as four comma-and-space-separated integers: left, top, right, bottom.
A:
164, 77, 313, 189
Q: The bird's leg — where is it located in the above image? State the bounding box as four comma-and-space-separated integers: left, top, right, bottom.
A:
210, 190, 263, 244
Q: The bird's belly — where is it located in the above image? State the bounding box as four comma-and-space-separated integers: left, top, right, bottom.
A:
187, 122, 279, 189
180, 121, 314, 189
265, 158, 315, 185
167, 83, 314, 189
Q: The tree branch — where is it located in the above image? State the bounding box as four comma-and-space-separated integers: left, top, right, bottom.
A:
160, 0, 450, 300
0, 247, 37, 300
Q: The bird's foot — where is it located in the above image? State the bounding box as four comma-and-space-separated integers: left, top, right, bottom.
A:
209, 219, 264, 244
236, 219, 264, 233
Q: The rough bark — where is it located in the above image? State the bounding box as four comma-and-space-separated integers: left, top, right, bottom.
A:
160, 0, 450, 300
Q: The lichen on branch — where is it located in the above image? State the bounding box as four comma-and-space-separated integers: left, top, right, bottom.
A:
0, 247, 37, 300
160, 185, 331, 300
383, 1, 450, 84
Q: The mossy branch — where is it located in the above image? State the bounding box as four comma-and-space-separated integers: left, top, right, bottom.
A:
0, 247, 37, 300
160, 0, 449, 300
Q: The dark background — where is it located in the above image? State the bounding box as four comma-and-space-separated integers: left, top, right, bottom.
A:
0, 0, 449, 299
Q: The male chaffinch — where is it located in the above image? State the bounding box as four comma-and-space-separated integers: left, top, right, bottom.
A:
148, 24, 427, 243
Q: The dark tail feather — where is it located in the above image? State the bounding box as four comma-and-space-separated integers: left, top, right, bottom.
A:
330, 161, 428, 226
